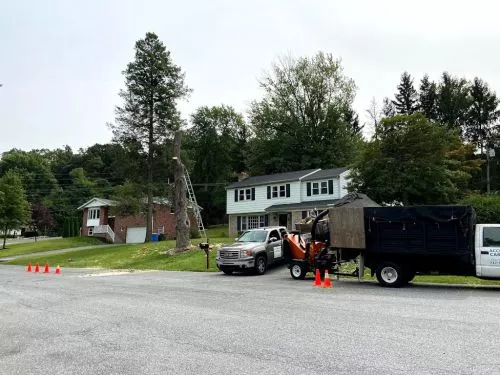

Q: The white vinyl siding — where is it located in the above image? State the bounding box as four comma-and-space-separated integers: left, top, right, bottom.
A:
227, 182, 300, 214
301, 178, 341, 201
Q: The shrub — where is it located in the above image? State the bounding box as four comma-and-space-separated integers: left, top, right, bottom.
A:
460, 194, 500, 224
158, 233, 166, 241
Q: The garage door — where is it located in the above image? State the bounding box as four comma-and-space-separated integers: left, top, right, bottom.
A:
126, 227, 147, 244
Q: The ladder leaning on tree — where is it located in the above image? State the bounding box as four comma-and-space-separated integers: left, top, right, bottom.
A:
182, 170, 207, 242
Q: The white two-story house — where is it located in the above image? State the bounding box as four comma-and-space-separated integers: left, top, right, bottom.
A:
226, 168, 351, 236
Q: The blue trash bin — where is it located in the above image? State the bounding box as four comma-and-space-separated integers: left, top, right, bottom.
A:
151, 233, 159, 242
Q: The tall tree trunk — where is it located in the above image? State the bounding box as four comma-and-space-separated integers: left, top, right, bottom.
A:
2, 224, 7, 249
145, 111, 154, 243
173, 131, 190, 251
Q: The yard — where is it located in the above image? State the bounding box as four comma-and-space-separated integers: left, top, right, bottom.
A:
6, 237, 230, 272
0, 237, 104, 258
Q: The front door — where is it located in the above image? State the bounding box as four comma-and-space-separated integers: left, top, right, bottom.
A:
477, 225, 500, 278
278, 214, 288, 228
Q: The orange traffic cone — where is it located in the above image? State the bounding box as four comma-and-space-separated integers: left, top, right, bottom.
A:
322, 269, 333, 288
313, 269, 321, 287
27, 263, 32, 272
34, 263, 40, 273
55, 265, 61, 275
43, 263, 50, 273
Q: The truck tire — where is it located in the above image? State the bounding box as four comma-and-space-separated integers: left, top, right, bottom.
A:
220, 267, 233, 275
376, 262, 405, 287
290, 263, 307, 280
254, 255, 267, 275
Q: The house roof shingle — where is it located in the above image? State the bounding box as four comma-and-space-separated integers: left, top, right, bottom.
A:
265, 199, 341, 212
301, 167, 349, 181
226, 169, 320, 189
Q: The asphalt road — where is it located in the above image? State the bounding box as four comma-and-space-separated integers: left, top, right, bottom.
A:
1, 265, 500, 375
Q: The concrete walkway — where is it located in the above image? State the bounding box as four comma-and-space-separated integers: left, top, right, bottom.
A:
0, 244, 118, 262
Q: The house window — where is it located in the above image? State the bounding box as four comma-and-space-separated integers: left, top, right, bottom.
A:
246, 189, 251, 200
302, 211, 308, 219
279, 185, 286, 197
158, 226, 165, 234
312, 183, 319, 195
88, 226, 94, 235
170, 206, 174, 214
321, 181, 328, 194
239, 189, 245, 200
272, 186, 278, 198
88, 208, 100, 220
238, 215, 269, 231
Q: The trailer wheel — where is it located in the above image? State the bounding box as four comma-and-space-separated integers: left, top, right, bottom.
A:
376, 262, 405, 287
290, 263, 307, 280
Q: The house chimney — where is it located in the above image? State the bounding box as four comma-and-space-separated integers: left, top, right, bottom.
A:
238, 172, 249, 182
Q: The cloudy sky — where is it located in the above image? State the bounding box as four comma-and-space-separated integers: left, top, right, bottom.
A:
1, 0, 499, 153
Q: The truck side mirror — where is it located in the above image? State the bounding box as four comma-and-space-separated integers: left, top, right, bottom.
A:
269, 237, 278, 243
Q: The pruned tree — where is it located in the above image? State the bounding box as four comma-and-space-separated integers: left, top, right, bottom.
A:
109, 32, 190, 242
173, 131, 190, 250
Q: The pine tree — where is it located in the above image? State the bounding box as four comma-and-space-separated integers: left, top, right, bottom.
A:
419, 75, 438, 120
466, 77, 500, 153
109, 33, 190, 242
392, 72, 418, 114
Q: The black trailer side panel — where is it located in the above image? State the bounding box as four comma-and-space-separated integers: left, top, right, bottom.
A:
363, 205, 476, 274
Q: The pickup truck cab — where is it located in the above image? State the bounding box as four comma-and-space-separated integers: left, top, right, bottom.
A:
216, 226, 287, 275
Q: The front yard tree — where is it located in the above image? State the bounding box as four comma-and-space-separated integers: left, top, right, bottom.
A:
109, 32, 190, 242
0, 171, 30, 249
350, 113, 478, 205
248, 52, 359, 174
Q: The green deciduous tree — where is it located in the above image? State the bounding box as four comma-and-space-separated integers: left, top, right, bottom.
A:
0, 171, 30, 249
392, 72, 418, 115
247, 52, 360, 175
109, 32, 190, 242
437, 72, 471, 133
350, 113, 479, 205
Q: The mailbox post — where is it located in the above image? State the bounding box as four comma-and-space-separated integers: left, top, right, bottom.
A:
199, 242, 210, 269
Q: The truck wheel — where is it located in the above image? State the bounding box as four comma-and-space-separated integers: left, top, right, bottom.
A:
220, 267, 233, 275
290, 263, 306, 280
255, 255, 267, 275
376, 262, 405, 287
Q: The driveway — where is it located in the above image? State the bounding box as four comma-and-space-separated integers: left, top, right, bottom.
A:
1, 266, 499, 374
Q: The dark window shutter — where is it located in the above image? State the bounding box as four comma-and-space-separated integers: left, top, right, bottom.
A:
306, 182, 311, 196
267, 186, 271, 199
286, 184, 290, 197
251, 187, 255, 200
328, 180, 334, 195
264, 215, 269, 226
234, 189, 238, 202
237, 216, 241, 231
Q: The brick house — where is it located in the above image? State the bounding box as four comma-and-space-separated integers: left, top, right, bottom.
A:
77, 197, 197, 244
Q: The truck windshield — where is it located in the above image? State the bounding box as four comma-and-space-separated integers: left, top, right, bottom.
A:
237, 230, 268, 243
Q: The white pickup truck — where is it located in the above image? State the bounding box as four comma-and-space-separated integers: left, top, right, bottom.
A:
216, 226, 287, 275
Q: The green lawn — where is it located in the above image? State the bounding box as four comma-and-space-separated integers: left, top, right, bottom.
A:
0, 237, 104, 258
6, 237, 232, 272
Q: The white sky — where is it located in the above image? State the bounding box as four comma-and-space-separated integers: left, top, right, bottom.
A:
1, 0, 499, 152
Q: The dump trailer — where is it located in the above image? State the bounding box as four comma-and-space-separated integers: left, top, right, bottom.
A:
286, 194, 500, 287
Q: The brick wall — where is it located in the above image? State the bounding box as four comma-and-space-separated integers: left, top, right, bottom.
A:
82, 204, 195, 243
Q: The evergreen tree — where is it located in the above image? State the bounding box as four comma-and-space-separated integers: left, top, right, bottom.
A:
109, 32, 190, 242
437, 72, 470, 134
382, 97, 396, 117
465, 77, 500, 153
419, 75, 438, 120
392, 72, 418, 114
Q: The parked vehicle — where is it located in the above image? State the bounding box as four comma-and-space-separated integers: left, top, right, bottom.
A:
216, 226, 287, 275
284, 193, 500, 287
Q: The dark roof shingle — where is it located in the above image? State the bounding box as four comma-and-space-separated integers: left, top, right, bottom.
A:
301, 168, 349, 181
226, 169, 319, 189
